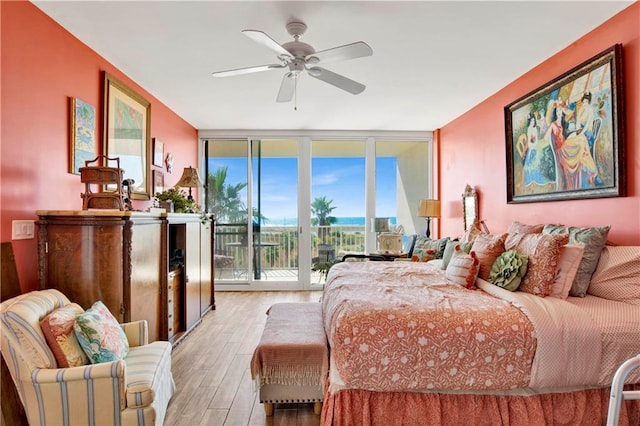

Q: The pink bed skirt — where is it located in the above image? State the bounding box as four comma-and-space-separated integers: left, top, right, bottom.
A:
322, 385, 640, 425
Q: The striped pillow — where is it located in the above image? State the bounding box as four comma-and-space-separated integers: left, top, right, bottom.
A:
445, 245, 479, 289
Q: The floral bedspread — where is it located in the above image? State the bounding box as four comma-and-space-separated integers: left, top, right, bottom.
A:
322, 261, 537, 392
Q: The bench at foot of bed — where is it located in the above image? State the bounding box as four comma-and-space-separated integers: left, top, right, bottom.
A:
250, 302, 328, 417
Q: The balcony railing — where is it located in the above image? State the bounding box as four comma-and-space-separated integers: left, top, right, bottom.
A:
214, 223, 366, 276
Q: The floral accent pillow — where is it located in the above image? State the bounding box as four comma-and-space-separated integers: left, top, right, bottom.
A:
40, 303, 89, 368
505, 232, 570, 296
471, 233, 508, 281
74, 301, 129, 364
445, 245, 479, 289
411, 249, 436, 262
488, 250, 528, 291
413, 236, 450, 260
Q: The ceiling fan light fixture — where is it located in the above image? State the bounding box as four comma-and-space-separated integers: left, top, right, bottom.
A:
213, 21, 373, 102
307, 67, 322, 77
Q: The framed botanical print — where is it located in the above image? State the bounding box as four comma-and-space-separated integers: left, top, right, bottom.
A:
69, 97, 97, 174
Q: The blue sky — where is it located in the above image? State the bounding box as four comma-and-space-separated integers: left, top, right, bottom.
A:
209, 156, 397, 223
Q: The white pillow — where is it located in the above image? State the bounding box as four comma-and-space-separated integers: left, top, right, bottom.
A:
587, 246, 640, 305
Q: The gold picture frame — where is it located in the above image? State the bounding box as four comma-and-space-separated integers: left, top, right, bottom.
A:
69, 97, 97, 174
103, 72, 151, 199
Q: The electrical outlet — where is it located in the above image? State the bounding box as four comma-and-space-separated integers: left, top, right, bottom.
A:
12, 220, 35, 240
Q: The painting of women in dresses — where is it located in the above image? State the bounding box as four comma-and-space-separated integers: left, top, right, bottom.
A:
506, 44, 623, 203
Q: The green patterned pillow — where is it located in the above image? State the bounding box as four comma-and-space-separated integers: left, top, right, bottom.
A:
74, 301, 129, 364
489, 250, 529, 291
543, 224, 610, 296
413, 236, 450, 259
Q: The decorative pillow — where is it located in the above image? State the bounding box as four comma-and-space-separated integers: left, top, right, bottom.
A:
471, 233, 508, 281
441, 239, 473, 270
445, 245, 479, 289
411, 249, 436, 262
505, 232, 569, 296
74, 301, 129, 364
587, 246, 640, 305
488, 250, 528, 291
413, 236, 450, 260
40, 303, 89, 368
507, 221, 544, 235
461, 223, 483, 243
543, 224, 610, 296
549, 244, 585, 299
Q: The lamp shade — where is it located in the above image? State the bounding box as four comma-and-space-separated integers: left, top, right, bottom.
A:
418, 199, 441, 218
372, 217, 390, 233
175, 167, 202, 188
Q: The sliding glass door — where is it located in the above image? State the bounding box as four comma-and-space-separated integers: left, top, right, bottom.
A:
310, 140, 366, 284
203, 136, 431, 290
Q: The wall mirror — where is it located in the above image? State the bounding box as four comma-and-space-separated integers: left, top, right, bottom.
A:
462, 184, 478, 231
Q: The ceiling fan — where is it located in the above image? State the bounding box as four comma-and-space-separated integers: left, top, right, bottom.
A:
212, 21, 373, 103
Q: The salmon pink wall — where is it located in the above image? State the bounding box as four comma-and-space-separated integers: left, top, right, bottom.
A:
1, 2, 198, 291
439, 3, 639, 245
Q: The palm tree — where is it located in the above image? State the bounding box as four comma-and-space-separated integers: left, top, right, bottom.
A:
207, 166, 247, 223
311, 196, 337, 244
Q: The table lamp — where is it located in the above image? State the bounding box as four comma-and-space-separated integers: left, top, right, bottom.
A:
372, 217, 390, 252
175, 166, 202, 201
417, 199, 440, 238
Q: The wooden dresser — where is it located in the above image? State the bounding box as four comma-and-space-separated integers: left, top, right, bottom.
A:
36, 211, 214, 344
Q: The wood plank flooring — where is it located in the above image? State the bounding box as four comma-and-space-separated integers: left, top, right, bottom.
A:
165, 291, 323, 426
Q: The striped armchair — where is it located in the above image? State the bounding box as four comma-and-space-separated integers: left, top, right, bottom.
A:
0, 289, 175, 425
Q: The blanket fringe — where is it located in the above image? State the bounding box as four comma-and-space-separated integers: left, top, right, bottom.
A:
256, 365, 324, 390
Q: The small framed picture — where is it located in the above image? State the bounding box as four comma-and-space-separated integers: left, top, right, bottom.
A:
153, 170, 164, 196
153, 138, 164, 167
69, 97, 97, 174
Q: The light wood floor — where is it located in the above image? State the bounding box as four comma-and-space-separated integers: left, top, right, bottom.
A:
165, 291, 324, 426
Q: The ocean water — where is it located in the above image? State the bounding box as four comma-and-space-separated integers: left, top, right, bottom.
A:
267, 217, 397, 226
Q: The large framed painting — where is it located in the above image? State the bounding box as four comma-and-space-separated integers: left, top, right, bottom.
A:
103, 72, 151, 199
69, 97, 97, 174
505, 44, 625, 203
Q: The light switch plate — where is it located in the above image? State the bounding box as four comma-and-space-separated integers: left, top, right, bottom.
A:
12, 220, 35, 240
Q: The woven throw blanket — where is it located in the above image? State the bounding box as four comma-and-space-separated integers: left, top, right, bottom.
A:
250, 302, 329, 389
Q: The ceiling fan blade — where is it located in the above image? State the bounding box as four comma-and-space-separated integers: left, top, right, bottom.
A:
310, 42, 373, 64
242, 30, 293, 59
212, 63, 285, 78
276, 73, 296, 103
307, 67, 365, 95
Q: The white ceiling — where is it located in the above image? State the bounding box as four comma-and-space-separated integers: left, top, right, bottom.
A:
33, 1, 633, 132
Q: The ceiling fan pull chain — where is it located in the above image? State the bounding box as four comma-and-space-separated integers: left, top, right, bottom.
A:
294, 77, 298, 111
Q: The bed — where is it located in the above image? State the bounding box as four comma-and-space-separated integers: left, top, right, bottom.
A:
320, 242, 640, 425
